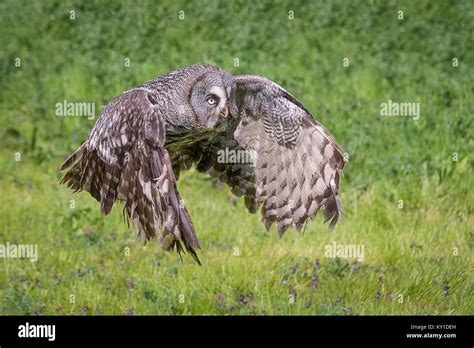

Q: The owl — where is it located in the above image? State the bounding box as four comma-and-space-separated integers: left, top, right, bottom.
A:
61, 64, 346, 264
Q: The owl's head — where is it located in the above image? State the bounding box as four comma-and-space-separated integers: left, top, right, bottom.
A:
190, 70, 236, 128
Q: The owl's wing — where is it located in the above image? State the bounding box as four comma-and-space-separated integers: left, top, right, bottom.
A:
213, 75, 346, 234
60, 89, 201, 264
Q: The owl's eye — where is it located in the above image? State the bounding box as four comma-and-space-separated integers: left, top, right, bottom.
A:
206, 95, 218, 105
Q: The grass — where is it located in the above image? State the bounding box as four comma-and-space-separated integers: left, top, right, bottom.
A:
0, 0, 473, 315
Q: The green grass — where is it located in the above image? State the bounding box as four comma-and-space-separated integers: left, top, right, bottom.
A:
0, 0, 473, 315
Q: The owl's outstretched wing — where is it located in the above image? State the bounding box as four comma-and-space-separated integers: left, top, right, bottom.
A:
60, 89, 201, 264
210, 75, 346, 235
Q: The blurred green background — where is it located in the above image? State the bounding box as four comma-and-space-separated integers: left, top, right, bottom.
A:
0, 0, 472, 315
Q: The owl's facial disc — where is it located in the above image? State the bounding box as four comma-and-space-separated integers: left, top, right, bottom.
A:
190, 72, 234, 128
207, 85, 229, 116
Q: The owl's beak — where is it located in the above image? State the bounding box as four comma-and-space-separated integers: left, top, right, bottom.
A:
220, 105, 229, 118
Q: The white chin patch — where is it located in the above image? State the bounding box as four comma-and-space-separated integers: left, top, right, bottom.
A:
206, 116, 219, 128
209, 86, 227, 107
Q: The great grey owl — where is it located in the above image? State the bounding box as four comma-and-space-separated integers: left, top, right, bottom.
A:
61, 64, 346, 264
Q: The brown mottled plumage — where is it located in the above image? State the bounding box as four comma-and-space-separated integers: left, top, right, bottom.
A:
60, 64, 346, 264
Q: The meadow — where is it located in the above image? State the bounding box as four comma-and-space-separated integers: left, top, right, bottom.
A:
0, 0, 472, 315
